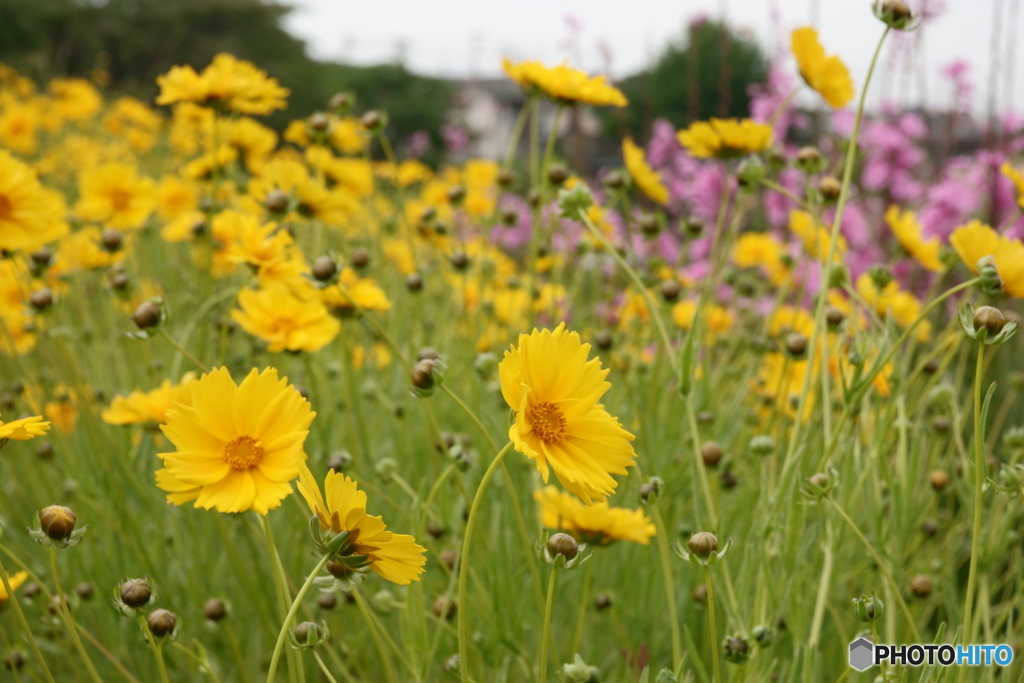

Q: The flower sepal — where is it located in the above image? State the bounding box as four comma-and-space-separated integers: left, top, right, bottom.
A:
959, 303, 1018, 345
537, 530, 591, 570
673, 534, 732, 567
559, 184, 594, 219
801, 469, 838, 502
287, 620, 331, 650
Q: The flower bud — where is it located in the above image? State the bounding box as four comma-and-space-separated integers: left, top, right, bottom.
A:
723, 634, 750, 664
692, 584, 708, 603
101, 228, 124, 252
547, 164, 569, 186
29, 288, 53, 312
360, 110, 383, 130
700, 442, 723, 468
406, 272, 423, 291
498, 169, 514, 188
75, 583, 94, 600
594, 330, 613, 350
749, 435, 775, 456
785, 333, 808, 357
752, 625, 774, 648
328, 451, 352, 472
433, 595, 456, 620
3, 651, 23, 671
604, 170, 625, 189
132, 300, 162, 329
868, 266, 893, 289
318, 593, 337, 610
594, 593, 612, 611
973, 306, 1006, 335
295, 621, 320, 642
795, 146, 823, 172
638, 213, 660, 236
547, 533, 579, 561
147, 609, 177, 637
110, 272, 130, 291
639, 477, 663, 503
688, 531, 718, 558
39, 505, 76, 541
203, 598, 226, 622
348, 247, 370, 269
817, 176, 841, 201
922, 519, 939, 537
659, 279, 681, 302
853, 594, 884, 622
31, 247, 52, 266
446, 184, 466, 205
928, 469, 950, 491
327, 561, 354, 580
411, 359, 437, 390
875, 0, 915, 28
561, 654, 600, 683
309, 112, 330, 132
119, 578, 152, 609
685, 216, 704, 236
328, 92, 352, 111
311, 256, 337, 282
825, 306, 845, 328
910, 575, 933, 598
449, 250, 469, 271
439, 548, 457, 570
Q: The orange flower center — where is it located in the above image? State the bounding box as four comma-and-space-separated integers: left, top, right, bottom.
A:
108, 188, 133, 212
224, 435, 264, 470
0, 193, 12, 221
529, 401, 567, 443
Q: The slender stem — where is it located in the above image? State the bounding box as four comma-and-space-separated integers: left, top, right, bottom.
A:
808, 521, 833, 650
313, 652, 340, 683
959, 345, 987, 683
703, 566, 722, 683
651, 504, 683, 671
260, 515, 303, 683
76, 625, 141, 683
827, 498, 922, 642
538, 566, 558, 683
0, 554, 56, 683
503, 97, 534, 170
138, 614, 171, 683
570, 561, 592, 654
158, 328, 210, 373
685, 398, 717, 527
353, 588, 397, 683
50, 547, 105, 683
265, 554, 331, 683
459, 441, 515, 683
757, 178, 814, 213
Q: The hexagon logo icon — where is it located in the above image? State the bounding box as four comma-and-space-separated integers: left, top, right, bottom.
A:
849, 637, 874, 671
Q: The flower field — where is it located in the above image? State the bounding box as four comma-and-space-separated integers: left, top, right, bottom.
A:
2, 2, 1024, 682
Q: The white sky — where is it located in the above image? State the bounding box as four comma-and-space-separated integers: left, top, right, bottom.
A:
282, 0, 1024, 115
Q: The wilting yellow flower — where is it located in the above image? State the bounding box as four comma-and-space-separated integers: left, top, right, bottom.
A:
855, 274, 932, 342
733, 232, 789, 285
622, 138, 669, 206
156, 367, 314, 514
101, 375, 196, 426
499, 324, 636, 504
677, 118, 773, 158
0, 151, 69, 253
789, 210, 847, 262
0, 414, 50, 441
232, 286, 340, 353
0, 570, 28, 605
321, 268, 391, 313
535, 485, 655, 545
503, 59, 627, 107
950, 221, 1024, 298
156, 53, 289, 115
884, 206, 942, 272
791, 27, 854, 109
75, 163, 156, 230
297, 466, 427, 585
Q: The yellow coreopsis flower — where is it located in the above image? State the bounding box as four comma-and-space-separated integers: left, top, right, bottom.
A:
232, 286, 340, 353
74, 163, 156, 230
0, 103, 39, 154
156, 53, 289, 115
297, 466, 427, 584
498, 324, 636, 504
733, 232, 789, 285
677, 118, 773, 159
767, 305, 816, 338
950, 221, 1024, 297
855, 274, 932, 342
789, 210, 847, 263
0, 414, 50, 441
791, 27, 854, 109
101, 375, 196, 426
0, 151, 69, 253
156, 367, 314, 514
502, 58, 627, 107
884, 206, 942, 272
671, 299, 736, 342
0, 570, 28, 605
535, 485, 655, 545
622, 137, 669, 206
48, 78, 102, 121
1001, 163, 1024, 210
321, 267, 391, 313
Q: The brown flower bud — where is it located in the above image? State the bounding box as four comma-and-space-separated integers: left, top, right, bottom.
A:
318, 592, 337, 610
360, 110, 382, 130
818, 176, 841, 201
638, 213, 659, 236
922, 358, 939, 375
659, 279, 681, 302
309, 112, 330, 132
720, 469, 738, 489
295, 621, 318, 642
439, 548, 457, 570
921, 519, 939, 537
692, 584, 708, 603
910, 575, 933, 598
685, 216, 704, 236
433, 595, 457, 620
29, 288, 53, 311
785, 333, 808, 357
594, 330, 613, 350
497, 169, 514, 188
326, 561, 354, 579
932, 416, 950, 434
594, 593, 612, 610
501, 208, 519, 226
39, 505, 76, 541
350, 248, 370, 269
700, 442, 724, 468
688, 531, 718, 558
604, 170, 626, 189
100, 228, 123, 252
825, 306, 845, 328
119, 578, 152, 609
147, 609, 177, 637
881, 0, 913, 21
449, 250, 469, 271
327, 451, 351, 472
809, 472, 829, 490
132, 300, 162, 329
547, 532, 579, 560
973, 306, 1006, 335
546, 164, 569, 186
203, 598, 227, 622
31, 247, 52, 266
265, 189, 289, 214
796, 146, 821, 167
75, 583, 94, 600
3, 651, 24, 671
110, 272, 130, 291
928, 469, 950, 491
406, 272, 423, 291
446, 184, 466, 204
311, 256, 337, 282
328, 93, 351, 110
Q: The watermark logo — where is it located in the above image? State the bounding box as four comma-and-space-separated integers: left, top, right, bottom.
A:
849, 639, 1014, 671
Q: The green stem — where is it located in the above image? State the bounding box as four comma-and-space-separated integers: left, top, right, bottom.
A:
458, 441, 515, 683
353, 588, 397, 683
158, 328, 210, 373
265, 554, 331, 683
503, 97, 534, 170
138, 614, 171, 683
959, 345, 987, 683
808, 521, 833, 651
0, 554, 56, 683
570, 561, 592, 655
539, 566, 558, 683
651, 505, 683, 671
313, 652, 340, 683
260, 515, 304, 683
703, 565, 722, 683
827, 498, 922, 642
50, 547, 105, 683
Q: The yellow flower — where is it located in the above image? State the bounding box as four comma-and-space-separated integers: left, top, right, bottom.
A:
752, 352, 816, 422
791, 27, 854, 109
0, 414, 50, 441
54, 227, 128, 272
789, 210, 847, 262
0, 150, 69, 253
671, 300, 736, 342
677, 118, 773, 159
383, 238, 417, 276
232, 286, 340, 353
221, 211, 306, 288
767, 305, 816, 338
48, 78, 103, 121
397, 159, 433, 186
534, 485, 655, 545
622, 138, 669, 206
155, 176, 199, 220
884, 206, 942, 272
156, 53, 289, 115
156, 367, 314, 514
0, 103, 39, 154
502, 58, 627, 107
950, 221, 1024, 297
0, 570, 28, 605
733, 232, 789, 285
297, 466, 427, 585
321, 268, 391, 313
855, 274, 932, 342
75, 163, 156, 230
1001, 163, 1024, 210
498, 324, 636, 504
101, 375, 196, 426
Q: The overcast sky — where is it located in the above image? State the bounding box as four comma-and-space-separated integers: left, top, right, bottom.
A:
282, 0, 1023, 115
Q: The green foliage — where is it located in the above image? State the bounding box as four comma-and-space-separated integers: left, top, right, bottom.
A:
609, 19, 769, 139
